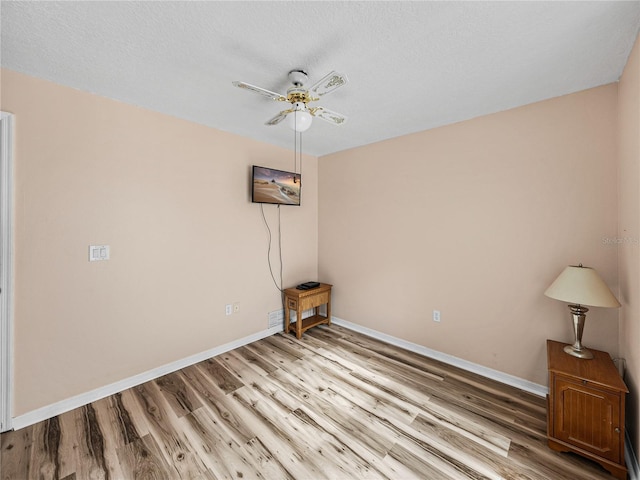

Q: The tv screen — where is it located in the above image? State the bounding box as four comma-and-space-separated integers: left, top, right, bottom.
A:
251, 166, 301, 206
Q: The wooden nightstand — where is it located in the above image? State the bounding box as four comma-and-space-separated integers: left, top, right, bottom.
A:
283, 283, 332, 339
546, 339, 628, 479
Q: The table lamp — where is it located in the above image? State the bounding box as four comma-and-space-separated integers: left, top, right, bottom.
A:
544, 264, 620, 359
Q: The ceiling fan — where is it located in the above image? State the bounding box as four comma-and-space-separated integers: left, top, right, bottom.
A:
233, 70, 348, 132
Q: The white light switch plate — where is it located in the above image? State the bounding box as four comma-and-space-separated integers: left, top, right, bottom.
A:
89, 245, 110, 262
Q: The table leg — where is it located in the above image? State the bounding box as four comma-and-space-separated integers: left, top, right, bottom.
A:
296, 306, 302, 339
284, 299, 290, 334
327, 295, 332, 326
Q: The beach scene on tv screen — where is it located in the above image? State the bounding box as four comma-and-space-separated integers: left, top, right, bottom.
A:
253, 167, 301, 205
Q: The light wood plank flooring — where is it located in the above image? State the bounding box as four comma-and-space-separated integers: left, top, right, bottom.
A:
1, 325, 618, 479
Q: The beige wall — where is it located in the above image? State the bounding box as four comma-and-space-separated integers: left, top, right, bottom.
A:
319, 84, 620, 387
1, 69, 318, 416
618, 32, 640, 464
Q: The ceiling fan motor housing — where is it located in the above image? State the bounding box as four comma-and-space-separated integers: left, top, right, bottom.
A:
287, 90, 312, 104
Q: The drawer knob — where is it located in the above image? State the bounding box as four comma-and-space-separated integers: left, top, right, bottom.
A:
615, 427, 621, 433
582, 380, 587, 385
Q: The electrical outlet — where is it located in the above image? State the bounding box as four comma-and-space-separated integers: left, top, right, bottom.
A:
225, 304, 233, 316
433, 310, 441, 322
233, 303, 240, 313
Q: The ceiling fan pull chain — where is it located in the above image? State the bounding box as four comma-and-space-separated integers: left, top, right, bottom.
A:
293, 109, 297, 172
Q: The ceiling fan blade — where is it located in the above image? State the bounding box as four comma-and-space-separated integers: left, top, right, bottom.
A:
264, 109, 292, 126
233, 81, 287, 102
309, 71, 348, 97
311, 107, 348, 126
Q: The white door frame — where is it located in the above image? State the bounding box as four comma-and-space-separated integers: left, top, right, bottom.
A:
0, 112, 15, 432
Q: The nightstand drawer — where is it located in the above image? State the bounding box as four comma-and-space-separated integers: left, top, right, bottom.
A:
300, 291, 329, 310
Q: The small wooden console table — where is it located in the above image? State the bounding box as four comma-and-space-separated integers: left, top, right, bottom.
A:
284, 283, 332, 339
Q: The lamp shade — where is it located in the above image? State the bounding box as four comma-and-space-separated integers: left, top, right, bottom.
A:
544, 265, 620, 308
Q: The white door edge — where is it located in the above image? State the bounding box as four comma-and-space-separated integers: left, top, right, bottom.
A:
0, 111, 15, 432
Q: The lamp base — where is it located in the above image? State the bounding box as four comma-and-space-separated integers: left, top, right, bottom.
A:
563, 344, 594, 359
564, 304, 594, 360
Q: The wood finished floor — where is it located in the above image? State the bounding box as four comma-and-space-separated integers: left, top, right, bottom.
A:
1, 324, 618, 479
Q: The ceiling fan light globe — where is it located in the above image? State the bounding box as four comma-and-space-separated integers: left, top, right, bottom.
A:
288, 109, 312, 132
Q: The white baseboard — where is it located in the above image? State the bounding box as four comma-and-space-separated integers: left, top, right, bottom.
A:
331, 316, 548, 397
11, 325, 282, 430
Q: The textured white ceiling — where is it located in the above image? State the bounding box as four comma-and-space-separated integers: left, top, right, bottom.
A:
2, 1, 639, 156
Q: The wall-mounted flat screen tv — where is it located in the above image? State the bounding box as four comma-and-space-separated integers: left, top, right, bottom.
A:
251, 165, 301, 206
